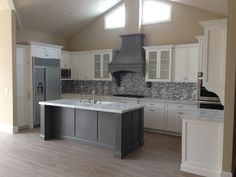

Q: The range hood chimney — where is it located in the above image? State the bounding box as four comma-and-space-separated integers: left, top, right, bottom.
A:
108, 33, 145, 85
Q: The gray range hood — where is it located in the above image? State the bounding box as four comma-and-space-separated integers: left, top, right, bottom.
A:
108, 33, 145, 85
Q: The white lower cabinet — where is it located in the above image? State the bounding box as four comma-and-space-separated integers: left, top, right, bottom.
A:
165, 110, 182, 133
143, 101, 165, 130
143, 101, 197, 134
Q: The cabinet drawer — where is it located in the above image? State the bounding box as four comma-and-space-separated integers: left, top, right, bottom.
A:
141, 100, 165, 108
167, 103, 196, 111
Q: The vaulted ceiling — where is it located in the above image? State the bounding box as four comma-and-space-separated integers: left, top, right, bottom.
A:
12, 0, 227, 37
13, 0, 122, 37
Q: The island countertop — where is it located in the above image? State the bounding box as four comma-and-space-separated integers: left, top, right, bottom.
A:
39, 99, 145, 114
181, 108, 224, 123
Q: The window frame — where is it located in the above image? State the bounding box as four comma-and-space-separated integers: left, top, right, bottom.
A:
104, 3, 126, 30
142, 0, 173, 26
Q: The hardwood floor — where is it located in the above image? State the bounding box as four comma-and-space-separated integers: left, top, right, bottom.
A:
0, 129, 201, 177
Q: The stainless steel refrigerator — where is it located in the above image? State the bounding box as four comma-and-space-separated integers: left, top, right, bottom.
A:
33, 57, 60, 127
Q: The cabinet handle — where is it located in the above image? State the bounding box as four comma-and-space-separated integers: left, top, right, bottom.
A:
150, 109, 155, 111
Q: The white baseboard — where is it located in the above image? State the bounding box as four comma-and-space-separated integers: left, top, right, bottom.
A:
181, 163, 221, 177
0, 124, 19, 134
221, 171, 232, 177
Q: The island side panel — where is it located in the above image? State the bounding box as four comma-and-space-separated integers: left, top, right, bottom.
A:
40, 105, 57, 140
114, 108, 144, 159
41, 106, 75, 140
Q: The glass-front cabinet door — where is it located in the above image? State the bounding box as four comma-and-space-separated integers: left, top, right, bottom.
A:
145, 46, 173, 82
94, 54, 101, 79
159, 50, 171, 80
93, 51, 112, 81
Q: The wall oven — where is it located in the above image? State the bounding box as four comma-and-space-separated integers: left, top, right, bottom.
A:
197, 72, 224, 110
61, 68, 72, 79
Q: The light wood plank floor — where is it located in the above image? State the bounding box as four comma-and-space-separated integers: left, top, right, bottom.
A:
0, 129, 202, 177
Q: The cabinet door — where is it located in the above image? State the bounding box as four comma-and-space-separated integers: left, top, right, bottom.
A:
146, 48, 172, 82
83, 53, 94, 80
73, 54, 80, 80
61, 52, 71, 68
102, 53, 111, 79
159, 50, 171, 81
174, 46, 198, 82
153, 108, 165, 130
46, 48, 60, 59
94, 54, 101, 79
16, 47, 30, 128
146, 51, 158, 80
31, 46, 46, 58
174, 48, 187, 82
16, 48, 29, 67
144, 107, 154, 129
94, 52, 112, 80
165, 110, 181, 133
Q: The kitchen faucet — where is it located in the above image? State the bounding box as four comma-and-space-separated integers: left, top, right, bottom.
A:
89, 82, 97, 104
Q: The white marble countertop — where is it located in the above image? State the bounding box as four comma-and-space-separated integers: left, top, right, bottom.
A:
181, 108, 224, 123
39, 99, 145, 114
61, 94, 197, 105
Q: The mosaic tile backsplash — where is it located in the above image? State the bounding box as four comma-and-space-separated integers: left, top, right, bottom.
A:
61, 73, 197, 101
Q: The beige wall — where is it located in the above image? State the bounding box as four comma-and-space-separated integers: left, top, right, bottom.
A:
16, 29, 69, 50
0, 9, 16, 130
69, 0, 224, 51
223, 0, 236, 173
142, 2, 224, 46
0, 0, 9, 11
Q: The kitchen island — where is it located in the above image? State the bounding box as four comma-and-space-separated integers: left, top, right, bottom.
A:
39, 99, 145, 159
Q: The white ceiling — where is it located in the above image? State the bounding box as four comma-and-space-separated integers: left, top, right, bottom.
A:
169, 0, 227, 15
13, 0, 122, 37
13, 0, 227, 37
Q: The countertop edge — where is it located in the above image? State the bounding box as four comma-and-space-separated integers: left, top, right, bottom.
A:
39, 101, 145, 114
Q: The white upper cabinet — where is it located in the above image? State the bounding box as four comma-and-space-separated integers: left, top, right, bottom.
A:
61, 51, 73, 68
142, 101, 165, 131
144, 45, 173, 82
93, 50, 113, 81
61, 51, 74, 80
200, 19, 227, 105
73, 52, 94, 80
30, 42, 63, 59
173, 44, 199, 83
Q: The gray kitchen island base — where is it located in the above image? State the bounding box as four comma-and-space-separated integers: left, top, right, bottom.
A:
40, 105, 144, 159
